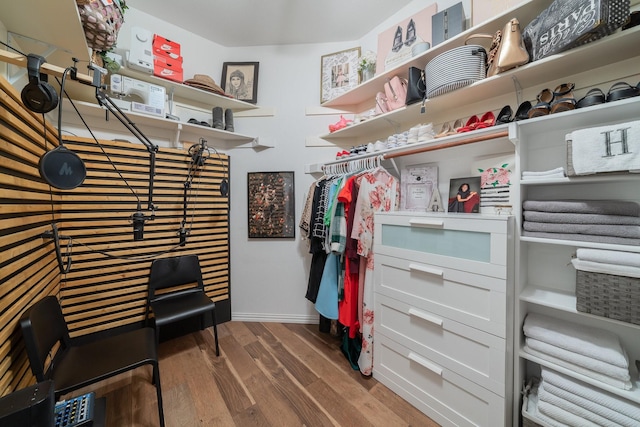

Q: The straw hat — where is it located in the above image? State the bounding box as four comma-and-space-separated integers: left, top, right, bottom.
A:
183, 74, 226, 95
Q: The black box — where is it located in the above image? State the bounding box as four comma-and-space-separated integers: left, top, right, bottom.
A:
0, 381, 54, 427
432, 2, 466, 46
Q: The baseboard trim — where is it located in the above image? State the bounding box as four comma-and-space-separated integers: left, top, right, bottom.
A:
231, 312, 319, 324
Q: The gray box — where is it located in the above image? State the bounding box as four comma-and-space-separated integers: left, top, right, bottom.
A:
432, 2, 466, 46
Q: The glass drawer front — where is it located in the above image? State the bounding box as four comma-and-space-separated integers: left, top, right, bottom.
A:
381, 224, 491, 263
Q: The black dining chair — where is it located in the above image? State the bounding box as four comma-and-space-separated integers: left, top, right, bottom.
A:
145, 254, 220, 356
19, 296, 165, 427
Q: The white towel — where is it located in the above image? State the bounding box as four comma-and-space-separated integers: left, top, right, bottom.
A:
522, 167, 566, 176
542, 381, 639, 427
521, 173, 567, 181
527, 338, 631, 381
523, 312, 629, 369
569, 120, 640, 175
524, 385, 571, 427
542, 368, 640, 421
571, 257, 640, 279
576, 248, 640, 268
524, 345, 633, 390
539, 382, 623, 426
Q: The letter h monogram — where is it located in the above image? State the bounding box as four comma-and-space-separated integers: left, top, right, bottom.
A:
601, 127, 631, 157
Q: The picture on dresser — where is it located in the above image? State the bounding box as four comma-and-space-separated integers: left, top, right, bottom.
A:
471, 153, 514, 213
447, 176, 480, 213
400, 163, 438, 211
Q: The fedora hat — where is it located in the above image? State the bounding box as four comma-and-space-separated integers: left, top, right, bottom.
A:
183, 74, 226, 95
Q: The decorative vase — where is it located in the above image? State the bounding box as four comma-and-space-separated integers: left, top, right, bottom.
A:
360, 67, 375, 82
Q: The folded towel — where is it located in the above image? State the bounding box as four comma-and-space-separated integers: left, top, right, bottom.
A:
522, 230, 640, 246
524, 345, 633, 390
572, 258, 640, 279
542, 368, 640, 421
523, 313, 629, 368
522, 167, 566, 176
521, 173, 567, 181
522, 200, 640, 217
527, 338, 631, 381
570, 120, 640, 175
523, 211, 640, 226
538, 392, 611, 427
576, 248, 640, 267
542, 381, 639, 426
524, 385, 568, 427
523, 220, 640, 239
539, 382, 624, 426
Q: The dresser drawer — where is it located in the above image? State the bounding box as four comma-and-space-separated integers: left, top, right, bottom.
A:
375, 254, 507, 337
375, 294, 506, 395
374, 213, 512, 279
373, 335, 506, 427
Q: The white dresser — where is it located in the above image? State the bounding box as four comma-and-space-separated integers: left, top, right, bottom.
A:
373, 212, 514, 427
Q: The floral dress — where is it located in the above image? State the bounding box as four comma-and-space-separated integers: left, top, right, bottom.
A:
350, 168, 399, 375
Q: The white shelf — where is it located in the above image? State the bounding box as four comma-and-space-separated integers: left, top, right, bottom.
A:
520, 236, 640, 253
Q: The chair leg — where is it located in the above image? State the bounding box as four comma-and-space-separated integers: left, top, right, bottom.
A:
211, 309, 219, 357
153, 362, 165, 427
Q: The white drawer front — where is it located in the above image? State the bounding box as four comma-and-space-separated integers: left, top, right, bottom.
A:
373, 336, 506, 427
375, 294, 506, 395
375, 254, 507, 337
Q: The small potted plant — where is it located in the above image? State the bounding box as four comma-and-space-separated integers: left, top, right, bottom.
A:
357, 51, 377, 82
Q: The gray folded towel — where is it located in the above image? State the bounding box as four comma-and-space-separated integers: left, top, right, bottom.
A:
523, 211, 640, 225
523, 221, 640, 239
523, 200, 640, 217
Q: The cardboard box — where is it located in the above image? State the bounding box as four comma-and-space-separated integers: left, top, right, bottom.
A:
431, 2, 466, 46
153, 34, 181, 60
153, 56, 184, 82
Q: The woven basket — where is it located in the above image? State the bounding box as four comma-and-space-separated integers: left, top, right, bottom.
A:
424, 45, 486, 99
576, 269, 640, 325
76, 0, 125, 52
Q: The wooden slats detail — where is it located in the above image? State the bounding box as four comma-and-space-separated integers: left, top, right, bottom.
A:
0, 74, 230, 396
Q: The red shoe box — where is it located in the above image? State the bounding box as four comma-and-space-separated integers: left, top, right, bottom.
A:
153, 34, 182, 61
153, 56, 183, 82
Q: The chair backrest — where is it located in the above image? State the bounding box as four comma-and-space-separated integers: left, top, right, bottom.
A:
19, 296, 72, 382
148, 255, 204, 299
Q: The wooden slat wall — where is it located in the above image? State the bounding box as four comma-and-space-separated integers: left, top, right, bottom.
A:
0, 75, 230, 396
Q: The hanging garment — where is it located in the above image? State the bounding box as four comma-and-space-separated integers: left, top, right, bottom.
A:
315, 252, 340, 319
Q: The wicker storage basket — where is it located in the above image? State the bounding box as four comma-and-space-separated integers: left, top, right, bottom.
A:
424, 44, 486, 98
575, 269, 640, 325
76, 0, 125, 52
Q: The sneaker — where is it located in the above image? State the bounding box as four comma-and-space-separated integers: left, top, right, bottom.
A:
418, 123, 435, 142
407, 125, 420, 144
373, 140, 386, 151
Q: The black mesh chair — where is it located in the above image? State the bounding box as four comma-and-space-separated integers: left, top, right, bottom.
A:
145, 255, 220, 356
19, 296, 165, 427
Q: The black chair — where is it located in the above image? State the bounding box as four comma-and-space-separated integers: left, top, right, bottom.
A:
145, 255, 220, 356
19, 296, 165, 427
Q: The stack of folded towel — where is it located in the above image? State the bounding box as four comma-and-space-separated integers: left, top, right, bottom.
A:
521, 167, 566, 181
572, 248, 640, 279
522, 199, 640, 245
523, 312, 632, 390
526, 368, 640, 427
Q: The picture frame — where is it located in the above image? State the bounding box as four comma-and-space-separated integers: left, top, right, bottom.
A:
247, 171, 295, 238
320, 47, 361, 103
447, 176, 481, 213
221, 62, 259, 104
400, 163, 438, 211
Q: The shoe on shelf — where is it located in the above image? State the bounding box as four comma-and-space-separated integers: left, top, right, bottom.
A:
495, 105, 513, 125
550, 83, 576, 114
451, 118, 463, 133
514, 100, 532, 121
474, 111, 496, 130
457, 115, 479, 133
435, 122, 452, 138
528, 88, 553, 118
417, 123, 435, 142
329, 115, 352, 133
373, 140, 386, 151
212, 107, 224, 129
407, 125, 421, 144
576, 87, 605, 109
605, 81, 640, 103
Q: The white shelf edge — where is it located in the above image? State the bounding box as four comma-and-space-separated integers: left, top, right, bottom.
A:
519, 236, 640, 253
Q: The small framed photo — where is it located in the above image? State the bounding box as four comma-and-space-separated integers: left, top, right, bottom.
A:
248, 171, 295, 238
320, 47, 361, 103
447, 176, 481, 213
221, 62, 259, 104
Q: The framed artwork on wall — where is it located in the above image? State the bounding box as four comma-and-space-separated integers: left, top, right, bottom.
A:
247, 171, 295, 238
320, 47, 361, 103
221, 61, 259, 104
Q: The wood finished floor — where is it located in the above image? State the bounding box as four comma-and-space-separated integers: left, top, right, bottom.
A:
77, 321, 440, 427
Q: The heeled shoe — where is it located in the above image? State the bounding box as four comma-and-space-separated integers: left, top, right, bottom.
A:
405, 19, 416, 46
391, 26, 403, 52
474, 111, 496, 130
451, 118, 463, 133
457, 115, 479, 133
495, 105, 513, 125
550, 83, 576, 114
328, 115, 352, 133
514, 100, 532, 121
528, 88, 553, 118
435, 122, 452, 138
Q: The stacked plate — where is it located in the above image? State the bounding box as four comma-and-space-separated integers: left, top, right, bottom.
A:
425, 45, 487, 99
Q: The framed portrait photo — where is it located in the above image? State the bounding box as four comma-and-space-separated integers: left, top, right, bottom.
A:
320, 47, 361, 103
447, 176, 481, 213
221, 62, 259, 104
247, 171, 295, 238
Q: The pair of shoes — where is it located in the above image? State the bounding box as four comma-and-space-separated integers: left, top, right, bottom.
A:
606, 81, 640, 103
528, 83, 577, 117
528, 88, 553, 118
212, 107, 235, 131
335, 150, 350, 160
495, 105, 513, 125
435, 120, 462, 137
458, 112, 495, 132
329, 115, 353, 133
188, 118, 210, 127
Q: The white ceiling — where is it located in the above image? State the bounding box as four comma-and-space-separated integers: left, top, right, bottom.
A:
126, 0, 413, 47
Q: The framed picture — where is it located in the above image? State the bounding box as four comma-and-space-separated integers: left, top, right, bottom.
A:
248, 171, 295, 238
447, 176, 481, 213
320, 47, 361, 103
221, 62, 259, 104
400, 163, 438, 211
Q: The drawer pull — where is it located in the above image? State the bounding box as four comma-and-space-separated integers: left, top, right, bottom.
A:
408, 308, 443, 326
409, 219, 444, 228
408, 352, 443, 376
409, 263, 443, 277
